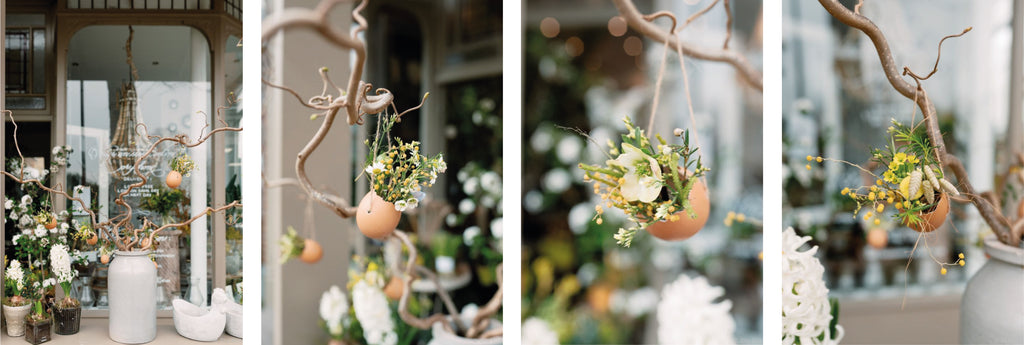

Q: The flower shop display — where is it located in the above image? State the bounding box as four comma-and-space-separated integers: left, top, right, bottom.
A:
2, 29, 241, 342
580, 117, 710, 247
781, 228, 842, 345
4, 259, 31, 337
50, 244, 82, 335
263, 0, 502, 341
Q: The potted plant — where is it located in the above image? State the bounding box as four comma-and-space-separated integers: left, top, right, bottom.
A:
23, 273, 54, 344
50, 244, 81, 335
357, 112, 447, 240
279, 227, 323, 264
3, 259, 31, 337
579, 117, 710, 247
828, 119, 960, 233
165, 153, 196, 189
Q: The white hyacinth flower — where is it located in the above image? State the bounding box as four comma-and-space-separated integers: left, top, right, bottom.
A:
782, 227, 843, 345
657, 274, 736, 344
319, 285, 348, 337
352, 280, 396, 345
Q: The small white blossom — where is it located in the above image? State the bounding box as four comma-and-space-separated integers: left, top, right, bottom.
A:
12, 234, 21, 245
522, 318, 559, 345
4, 199, 13, 209
458, 199, 476, 214
394, 200, 408, 212
463, 226, 481, 246
365, 161, 386, 176
405, 197, 418, 210
21, 195, 32, 205
35, 225, 47, 237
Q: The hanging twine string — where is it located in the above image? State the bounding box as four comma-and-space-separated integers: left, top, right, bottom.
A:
647, 36, 672, 135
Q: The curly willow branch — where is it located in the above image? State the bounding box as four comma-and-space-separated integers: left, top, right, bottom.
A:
817, 0, 1016, 246
4, 102, 243, 252
611, 0, 762, 91
263, 0, 501, 337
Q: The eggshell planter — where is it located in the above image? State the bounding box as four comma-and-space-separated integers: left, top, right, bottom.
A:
961, 234, 1024, 344
166, 171, 182, 189
645, 172, 710, 241
356, 191, 401, 239
108, 250, 157, 344
3, 303, 31, 336
906, 193, 948, 233
426, 318, 503, 345
172, 299, 226, 342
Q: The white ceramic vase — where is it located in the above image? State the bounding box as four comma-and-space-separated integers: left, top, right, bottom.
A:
426, 319, 503, 345
961, 234, 1024, 344
3, 303, 31, 336
109, 250, 157, 344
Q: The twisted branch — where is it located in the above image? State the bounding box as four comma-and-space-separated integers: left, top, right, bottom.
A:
817, 0, 1017, 246
611, 0, 763, 90
264, 0, 502, 338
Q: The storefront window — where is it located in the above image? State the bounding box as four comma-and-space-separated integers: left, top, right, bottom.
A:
5, 13, 48, 110
65, 25, 212, 311
222, 34, 242, 296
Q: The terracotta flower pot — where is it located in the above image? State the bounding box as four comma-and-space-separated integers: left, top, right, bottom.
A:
356, 192, 401, 240
166, 170, 182, 189
961, 234, 1024, 343
645, 174, 710, 241
3, 302, 31, 336
906, 193, 949, 233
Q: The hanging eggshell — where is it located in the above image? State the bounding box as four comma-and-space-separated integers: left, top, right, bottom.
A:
356, 192, 401, 240
645, 173, 710, 241
384, 276, 404, 301
866, 228, 888, 249
907, 193, 949, 233
166, 170, 183, 189
300, 238, 323, 264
